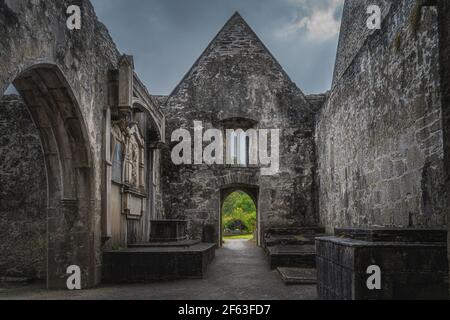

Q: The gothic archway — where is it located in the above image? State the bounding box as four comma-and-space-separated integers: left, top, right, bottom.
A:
1, 64, 95, 289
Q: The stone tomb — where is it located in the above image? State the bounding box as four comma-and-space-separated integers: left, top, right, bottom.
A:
264, 227, 324, 270
316, 228, 448, 300
149, 220, 188, 242
103, 220, 215, 283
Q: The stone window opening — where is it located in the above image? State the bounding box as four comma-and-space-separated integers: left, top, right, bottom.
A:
222, 118, 258, 167
112, 142, 124, 184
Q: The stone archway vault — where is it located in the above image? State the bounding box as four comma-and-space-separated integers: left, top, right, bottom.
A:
9, 64, 96, 289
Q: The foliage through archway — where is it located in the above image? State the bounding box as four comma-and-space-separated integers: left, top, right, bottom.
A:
222, 191, 256, 238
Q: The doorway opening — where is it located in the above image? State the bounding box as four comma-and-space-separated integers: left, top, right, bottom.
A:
220, 186, 259, 249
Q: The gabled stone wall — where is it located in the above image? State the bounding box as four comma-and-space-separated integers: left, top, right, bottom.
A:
161, 13, 319, 243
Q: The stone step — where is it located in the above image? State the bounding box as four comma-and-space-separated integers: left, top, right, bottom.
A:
102, 242, 216, 283
277, 267, 317, 285
267, 245, 316, 270
265, 234, 316, 247
264, 227, 325, 236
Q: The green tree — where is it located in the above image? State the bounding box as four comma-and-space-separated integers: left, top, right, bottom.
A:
222, 191, 256, 233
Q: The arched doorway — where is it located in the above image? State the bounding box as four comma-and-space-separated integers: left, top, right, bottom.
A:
220, 185, 259, 247
0, 64, 95, 289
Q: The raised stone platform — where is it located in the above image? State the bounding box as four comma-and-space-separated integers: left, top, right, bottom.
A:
264, 227, 325, 247
267, 245, 316, 270
277, 267, 317, 285
149, 220, 188, 242
316, 228, 448, 300
102, 242, 216, 283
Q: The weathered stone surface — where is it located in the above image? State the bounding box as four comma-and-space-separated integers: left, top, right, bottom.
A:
435, 0, 450, 297
277, 267, 317, 285
149, 220, 188, 242
1, 0, 121, 288
0, 95, 46, 280
316, 231, 448, 300
332, 0, 392, 87
335, 227, 447, 242
102, 243, 216, 283
316, 2, 447, 232
161, 13, 319, 244
267, 245, 316, 270
1, 0, 449, 297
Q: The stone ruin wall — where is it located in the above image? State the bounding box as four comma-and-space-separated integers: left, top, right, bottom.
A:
160, 14, 319, 242
0, 95, 47, 279
316, 1, 447, 233
0, 0, 122, 286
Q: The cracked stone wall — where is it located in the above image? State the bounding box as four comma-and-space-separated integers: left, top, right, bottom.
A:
316, 1, 447, 233
0, 95, 47, 279
0, 0, 122, 287
160, 13, 318, 243
436, 0, 450, 294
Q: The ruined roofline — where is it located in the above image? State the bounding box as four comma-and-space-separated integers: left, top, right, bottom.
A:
165, 11, 314, 112
167, 11, 245, 100
0, 94, 22, 102
331, 1, 393, 90
331, 1, 436, 94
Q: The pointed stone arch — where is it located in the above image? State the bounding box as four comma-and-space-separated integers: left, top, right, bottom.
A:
5, 63, 96, 289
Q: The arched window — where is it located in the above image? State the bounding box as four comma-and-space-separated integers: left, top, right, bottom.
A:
222, 118, 258, 166
112, 142, 124, 183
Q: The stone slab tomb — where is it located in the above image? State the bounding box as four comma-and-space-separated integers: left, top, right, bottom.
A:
264, 227, 323, 272
316, 228, 448, 300
149, 220, 188, 242
102, 220, 216, 282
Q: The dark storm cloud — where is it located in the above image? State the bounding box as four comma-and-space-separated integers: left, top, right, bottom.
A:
91, 0, 343, 95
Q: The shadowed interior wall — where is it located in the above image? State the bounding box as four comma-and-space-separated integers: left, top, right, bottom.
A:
436, 0, 450, 295
316, 2, 447, 232
0, 95, 47, 279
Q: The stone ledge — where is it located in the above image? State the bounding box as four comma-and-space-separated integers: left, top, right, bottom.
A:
335, 227, 447, 243
316, 229, 448, 300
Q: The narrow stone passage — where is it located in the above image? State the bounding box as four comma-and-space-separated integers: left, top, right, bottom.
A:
0, 240, 317, 300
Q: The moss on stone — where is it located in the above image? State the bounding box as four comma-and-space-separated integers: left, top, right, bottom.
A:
410, 1, 424, 35
393, 33, 402, 52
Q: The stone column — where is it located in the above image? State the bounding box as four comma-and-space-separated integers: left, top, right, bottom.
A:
102, 107, 112, 239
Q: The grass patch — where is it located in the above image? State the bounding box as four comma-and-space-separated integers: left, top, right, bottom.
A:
223, 234, 254, 240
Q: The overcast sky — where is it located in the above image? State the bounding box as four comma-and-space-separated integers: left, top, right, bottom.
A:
91, 0, 344, 95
